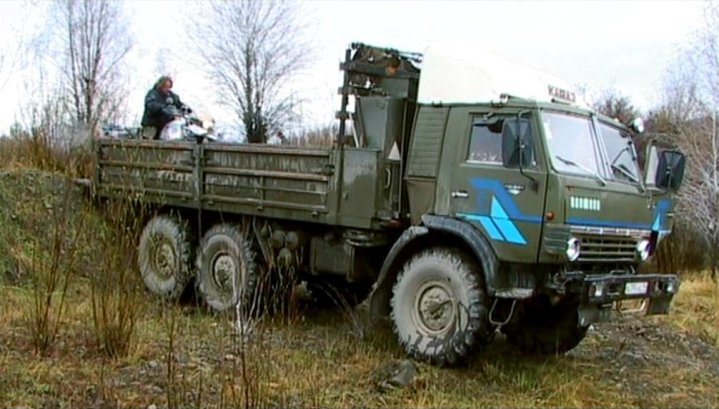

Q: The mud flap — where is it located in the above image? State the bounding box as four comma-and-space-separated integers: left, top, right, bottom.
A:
646, 296, 673, 315
577, 305, 612, 327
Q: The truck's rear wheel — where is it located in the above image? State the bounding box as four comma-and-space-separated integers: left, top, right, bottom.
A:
390, 247, 493, 366
137, 214, 194, 300
502, 298, 588, 355
196, 224, 259, 313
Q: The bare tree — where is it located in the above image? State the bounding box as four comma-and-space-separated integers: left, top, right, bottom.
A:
592, 90, 640, 126
659, 1, 719, 279
675, 115, 719, 279
190, 0, 310, 143
52, 0, 133, 137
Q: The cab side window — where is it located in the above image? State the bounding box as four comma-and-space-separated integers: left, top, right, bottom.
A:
467, 118, 503, 164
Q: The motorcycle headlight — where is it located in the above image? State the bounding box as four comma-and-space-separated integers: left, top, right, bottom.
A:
636, 239, 651, 262
566, 237, 581, 261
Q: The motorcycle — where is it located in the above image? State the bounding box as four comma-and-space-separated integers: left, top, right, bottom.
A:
158, 105, 218, 143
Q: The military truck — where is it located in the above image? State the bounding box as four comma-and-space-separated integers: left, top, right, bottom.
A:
92, 43, 686, 366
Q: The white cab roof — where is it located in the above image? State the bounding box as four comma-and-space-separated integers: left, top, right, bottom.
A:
417, 46, 587, 107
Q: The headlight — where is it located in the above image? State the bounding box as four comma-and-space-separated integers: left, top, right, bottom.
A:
636, 239, 651, 261
566, 237, 581, 261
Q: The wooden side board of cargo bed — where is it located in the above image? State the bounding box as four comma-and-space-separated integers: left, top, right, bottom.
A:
94, 139, 341, 225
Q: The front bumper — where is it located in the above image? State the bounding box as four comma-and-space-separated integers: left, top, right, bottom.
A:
561, 271, 680, 326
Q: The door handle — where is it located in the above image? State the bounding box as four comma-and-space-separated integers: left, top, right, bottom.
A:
451, 190, 469, 199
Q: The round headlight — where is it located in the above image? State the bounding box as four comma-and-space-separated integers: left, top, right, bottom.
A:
566, 237, 581, 261
636, 239, 651, 261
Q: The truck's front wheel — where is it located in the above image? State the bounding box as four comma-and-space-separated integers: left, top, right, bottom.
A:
390, 248, 493, 366
137, 214, 194, 300
196, 224, 259, 313
502, 298, 588, 355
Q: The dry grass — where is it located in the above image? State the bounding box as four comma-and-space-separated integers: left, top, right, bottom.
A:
666, 272, 719, 346
286, 123, 337, 147
0, 133, 94, 179
2, 275, 718, 408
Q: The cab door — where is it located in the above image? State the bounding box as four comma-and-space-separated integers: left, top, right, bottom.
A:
441, 107, 548, 263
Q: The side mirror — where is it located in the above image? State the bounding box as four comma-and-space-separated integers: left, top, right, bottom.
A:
501, 119, 533, 168
655, 149, 685, 192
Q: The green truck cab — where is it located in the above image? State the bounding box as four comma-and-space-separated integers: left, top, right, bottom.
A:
93, 43, 686, 366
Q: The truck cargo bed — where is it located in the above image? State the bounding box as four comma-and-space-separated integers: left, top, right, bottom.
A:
95, 139, 340, 224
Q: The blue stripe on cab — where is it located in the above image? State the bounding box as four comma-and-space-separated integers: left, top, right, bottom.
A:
493, 218, 527, 245
566, 217, 652, 230
469, 178, 542, 223
478, 216, 505, 241
457, 213, 505, 241
490, 196, 528, 244
490, 197, 509, 219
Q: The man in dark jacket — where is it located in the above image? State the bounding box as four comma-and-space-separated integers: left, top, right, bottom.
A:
141, 76, 190, 139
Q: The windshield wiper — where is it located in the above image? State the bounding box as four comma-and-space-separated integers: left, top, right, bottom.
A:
610, 162, 639, 183
608, 143, 641, 183
609, 146, 630, 167
555, 155, 606, 186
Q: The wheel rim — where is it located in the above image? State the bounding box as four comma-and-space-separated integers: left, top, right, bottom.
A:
211, 251, 238, 298
413, 280, 457, 335
152, 238, 176, 279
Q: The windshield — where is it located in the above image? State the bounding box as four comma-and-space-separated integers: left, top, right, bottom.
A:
598, 121, 640, 183
542, 112, 601, 177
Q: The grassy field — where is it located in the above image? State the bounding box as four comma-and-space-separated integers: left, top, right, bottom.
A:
1, 273, 718, 409
0, 149, 717, 408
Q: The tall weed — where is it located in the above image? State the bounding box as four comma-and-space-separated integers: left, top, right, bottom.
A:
16, 177, 86, 356
88, 198, 147, 358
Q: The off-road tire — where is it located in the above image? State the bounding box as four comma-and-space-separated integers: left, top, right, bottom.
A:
502, 299, 589, 355
196, 224, 259, 313
137, 214, 194, 300
390, 247, 493, 367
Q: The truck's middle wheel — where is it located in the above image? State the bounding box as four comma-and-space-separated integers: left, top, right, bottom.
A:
196, 224, 259, 313
137, 214, 194, 301
390, 247, 493, 367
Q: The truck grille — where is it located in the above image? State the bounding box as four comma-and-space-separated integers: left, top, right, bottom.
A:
577, 236, 637, 262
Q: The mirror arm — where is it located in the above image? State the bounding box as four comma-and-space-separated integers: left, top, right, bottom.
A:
518, 155, 539, 191
628, 139, 646, 193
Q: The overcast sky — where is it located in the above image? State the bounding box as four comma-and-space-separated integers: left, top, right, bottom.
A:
0, 0, 706, 134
